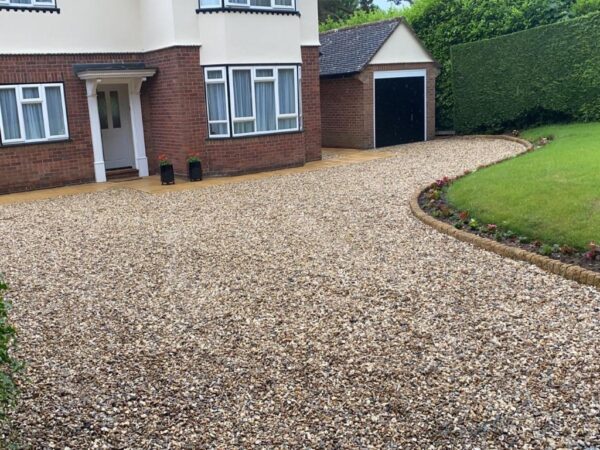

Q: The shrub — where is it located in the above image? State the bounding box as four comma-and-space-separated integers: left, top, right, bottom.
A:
451, 13, 600, 133
0, 279, 22, 423
573, 0, 600, 15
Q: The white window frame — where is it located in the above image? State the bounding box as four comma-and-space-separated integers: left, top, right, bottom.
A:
0, 0, 56, 8
0, 83, 69, 145
227, 65, 300, 138
204, 68, 230, 138
199, 0, 296, 11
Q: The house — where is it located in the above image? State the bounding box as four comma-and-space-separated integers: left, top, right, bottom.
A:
0, 0, 321, 194
320, 19, 439, 149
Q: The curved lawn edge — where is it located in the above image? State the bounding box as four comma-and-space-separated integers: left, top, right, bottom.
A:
410, 135, 600, 290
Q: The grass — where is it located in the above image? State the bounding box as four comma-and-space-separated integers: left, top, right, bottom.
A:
447, 123, 600, 249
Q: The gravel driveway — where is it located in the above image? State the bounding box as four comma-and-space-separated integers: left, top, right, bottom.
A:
1, 138, 599, 448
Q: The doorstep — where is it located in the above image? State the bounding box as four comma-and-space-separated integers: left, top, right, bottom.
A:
0, 148, 395, 205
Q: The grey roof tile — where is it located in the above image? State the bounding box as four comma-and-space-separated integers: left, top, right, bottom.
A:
319, 19, 400, 77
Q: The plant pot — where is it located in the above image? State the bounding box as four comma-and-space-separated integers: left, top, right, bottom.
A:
160, 164, 175, 185
188, 160, 203, 182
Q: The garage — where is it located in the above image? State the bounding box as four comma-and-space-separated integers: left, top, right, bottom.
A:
320, 19, 440, 149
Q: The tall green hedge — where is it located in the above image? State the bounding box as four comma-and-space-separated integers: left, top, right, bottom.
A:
452, 13, 600, 133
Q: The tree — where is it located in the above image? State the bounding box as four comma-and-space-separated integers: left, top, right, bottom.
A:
359, 0, 376, 12
318, 0, 359, 22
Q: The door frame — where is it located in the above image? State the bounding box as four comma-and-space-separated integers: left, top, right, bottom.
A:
78, 69, 156, 183
97, 84, 136, 170
373, 69, 427, 149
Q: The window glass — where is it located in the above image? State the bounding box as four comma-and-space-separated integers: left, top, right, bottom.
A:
256, 69, 274, 78
207, 84, 227, 122
278, 68, 296, 114
0, 89, 21, 141
250, 0, 271, 6
22, 87, 40, 99
255, 81, 276, 132
45, 86, 66, 136
110, 91, 121, 129
198, 0, 220, 6
232, 70, 253, 118
22, 103, 45, 140
97, 91, 108, 130
206, 70, 223, 80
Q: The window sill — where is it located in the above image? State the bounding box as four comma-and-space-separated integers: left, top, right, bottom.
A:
0, 138, 71, 149
206, 129, 303, 141
196, 7, 299, 16
0, 5, 60, 13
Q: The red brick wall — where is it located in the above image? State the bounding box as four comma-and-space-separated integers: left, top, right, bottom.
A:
143, 47, 204, 177
301, 46, 322, 162
321, 62, 438, 149
0, 45, 322, 194
0, 53, 142, 194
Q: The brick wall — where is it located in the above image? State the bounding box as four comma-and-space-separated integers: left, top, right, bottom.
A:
0, 45, 322, 194
143, 47, 204, 177
301, 46, 322, 162
321, 62, 438, 149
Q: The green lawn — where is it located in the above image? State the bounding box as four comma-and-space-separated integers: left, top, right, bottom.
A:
447, 123, 600, 249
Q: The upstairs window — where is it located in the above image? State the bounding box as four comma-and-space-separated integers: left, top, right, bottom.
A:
204, 66, 301, 138
198, 0, 296, 11
0, 0, 57, 8
0, 83, 69, 145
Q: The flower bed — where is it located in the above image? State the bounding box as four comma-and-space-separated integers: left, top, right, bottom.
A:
419, 171, 600, 274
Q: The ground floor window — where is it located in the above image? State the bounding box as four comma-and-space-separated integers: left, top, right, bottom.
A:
0, 83, 68, 145
204, 65, 301, 138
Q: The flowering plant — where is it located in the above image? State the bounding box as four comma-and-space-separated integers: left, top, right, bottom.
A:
158, 154, 171, 167
187, 152, 201, 164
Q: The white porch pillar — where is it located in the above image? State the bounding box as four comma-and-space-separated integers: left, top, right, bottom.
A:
129, 78, 149, 178
85, 79, 107, 183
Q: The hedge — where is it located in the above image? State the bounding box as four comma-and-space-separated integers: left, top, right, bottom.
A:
451, 12, 600, 134
0, 279, 21, 425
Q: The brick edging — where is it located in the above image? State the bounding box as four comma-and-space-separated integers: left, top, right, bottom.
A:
410, 135, 600, 289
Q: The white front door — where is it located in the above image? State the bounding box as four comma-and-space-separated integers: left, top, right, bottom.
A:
98, 85, 135, 170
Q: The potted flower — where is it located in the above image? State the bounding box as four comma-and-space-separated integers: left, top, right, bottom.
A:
159, 154, 175, 185
187, 152, 203, 182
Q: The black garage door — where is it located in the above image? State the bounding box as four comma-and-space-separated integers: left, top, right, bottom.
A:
375, 76, 425, 147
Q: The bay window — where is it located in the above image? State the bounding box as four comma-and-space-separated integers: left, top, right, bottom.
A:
198, 0, 295, 11
0, 83, 69, 145
205, 66, 300, 138
0, 0, 56, 8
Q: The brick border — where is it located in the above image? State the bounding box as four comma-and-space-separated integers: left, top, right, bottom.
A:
410, 135, 600, 290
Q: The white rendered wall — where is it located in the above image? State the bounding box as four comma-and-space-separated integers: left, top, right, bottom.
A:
369, 23, 434, 65
0, 0, 318, 55
299, 0, 320, 46
0, 0, 142, 54
198, 13, 302, 65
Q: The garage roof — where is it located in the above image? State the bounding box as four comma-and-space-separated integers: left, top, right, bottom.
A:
320, 19, 401, 77
319, 18, 436, 78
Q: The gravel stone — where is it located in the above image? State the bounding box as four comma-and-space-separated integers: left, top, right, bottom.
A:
1, 138, 598, 448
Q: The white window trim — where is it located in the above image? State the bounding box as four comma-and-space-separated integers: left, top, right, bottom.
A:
227, 65, 300, 138
0, 83, 69, 146
204, 68, 230, 139
199, 0, 296, 11
0, 0, 56, 8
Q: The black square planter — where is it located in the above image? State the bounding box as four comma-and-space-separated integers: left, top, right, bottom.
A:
160, 164, 175, 185
188, 161, 203, 182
